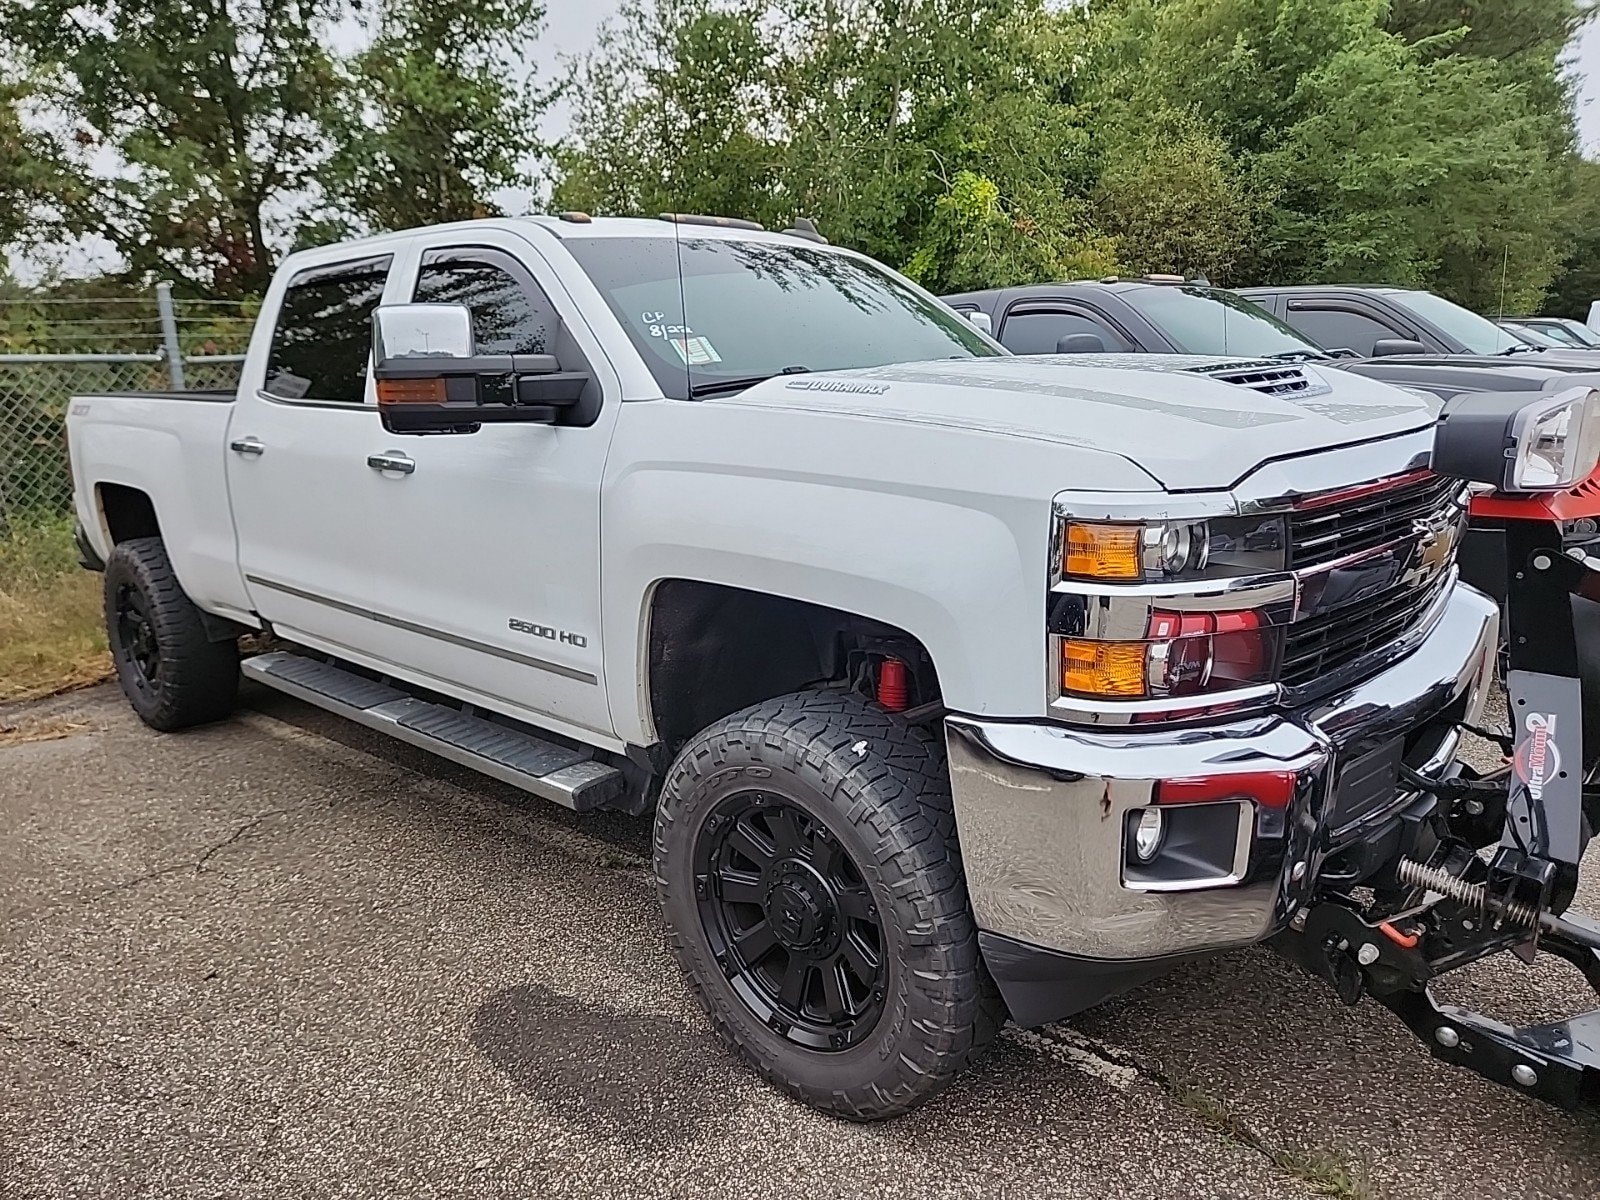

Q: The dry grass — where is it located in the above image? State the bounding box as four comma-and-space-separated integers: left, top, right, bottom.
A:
0, 714, 90, 747
0, 519, 112, 704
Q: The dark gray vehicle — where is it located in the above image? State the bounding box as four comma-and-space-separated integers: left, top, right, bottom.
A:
1499, 315, 1600, 349
941, 278, 1597, 402
1238, 284, 1600, 367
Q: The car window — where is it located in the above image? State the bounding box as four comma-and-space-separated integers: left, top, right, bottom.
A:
1557, 320, 1600, 348
1283, 306, 1404, 357
1533, 320, 1599, 348
1531, 322, 1585, 347
1387, 291, 1524, 355
1120, 286, 1319, 358
561, 236, 1002, 399
1000, 309, 1131, 354
413, 250, 555, 355
264, 256, 393, 403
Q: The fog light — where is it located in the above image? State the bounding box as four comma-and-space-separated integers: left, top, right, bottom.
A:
1132, 807, 1165, 862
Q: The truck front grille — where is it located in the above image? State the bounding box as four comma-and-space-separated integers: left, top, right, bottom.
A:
1289, 473, 1464, 571
1280, 569, 1452, 688
1280, 472, 1467, 690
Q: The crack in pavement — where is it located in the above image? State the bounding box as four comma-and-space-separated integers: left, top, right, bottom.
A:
0, 1025, 130, 1070
4, 804, 306, 929
1022, 1024, 1376, 1198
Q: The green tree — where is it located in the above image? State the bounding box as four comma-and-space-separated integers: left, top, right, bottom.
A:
320, 0, 555, 235
2, 0, 343, 295
1093, 107, 1265, 282
0, 78, 70, 254
556, 0, 1112, 284
1085, 0, 1578, 309
553, 0, 779, 225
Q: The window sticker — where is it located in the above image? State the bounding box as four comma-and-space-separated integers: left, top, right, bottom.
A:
670, 335, 722, 365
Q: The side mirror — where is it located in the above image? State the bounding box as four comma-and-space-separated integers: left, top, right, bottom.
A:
965, 311, 993, 334
371, 303, 590, 434
1057, 332, 1107, 354
1370, 338, 1429, 358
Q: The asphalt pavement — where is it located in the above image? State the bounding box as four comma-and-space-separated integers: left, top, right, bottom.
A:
3, 682, 1599, 1199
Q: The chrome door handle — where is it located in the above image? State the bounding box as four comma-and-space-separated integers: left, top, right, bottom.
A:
229, 437, 265, 457
366, 451, 416, 475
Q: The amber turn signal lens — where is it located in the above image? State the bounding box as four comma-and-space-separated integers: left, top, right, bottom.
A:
1063, 523, 1141, 579
376, 377, 447, 404
1061, 638, 1147, 697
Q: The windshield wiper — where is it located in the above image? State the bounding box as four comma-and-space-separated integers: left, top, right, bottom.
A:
1496, 344, 1541, 356
688, 366, 810, 398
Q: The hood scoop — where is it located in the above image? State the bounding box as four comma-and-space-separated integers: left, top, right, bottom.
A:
1185, 359, 1331, 399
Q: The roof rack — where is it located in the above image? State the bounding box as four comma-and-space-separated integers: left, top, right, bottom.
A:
658, 213, 766, 231
1094, 273, 1191, 285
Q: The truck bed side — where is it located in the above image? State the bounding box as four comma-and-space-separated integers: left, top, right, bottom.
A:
67, 391, 257, 627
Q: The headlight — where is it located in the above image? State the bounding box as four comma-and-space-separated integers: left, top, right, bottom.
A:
1059, 608, 1281, 700
1433, 386, 1600, 493
1060, 515, 1286, 582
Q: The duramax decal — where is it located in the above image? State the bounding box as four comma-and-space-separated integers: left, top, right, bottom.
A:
784, 379, 891, 395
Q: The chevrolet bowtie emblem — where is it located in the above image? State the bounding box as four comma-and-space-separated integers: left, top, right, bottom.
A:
1413, 517, 1455, 575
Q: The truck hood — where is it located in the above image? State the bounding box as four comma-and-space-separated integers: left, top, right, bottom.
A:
714, 355, 1436, 490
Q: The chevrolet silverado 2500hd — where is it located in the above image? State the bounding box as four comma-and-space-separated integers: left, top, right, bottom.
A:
67, 215, 1496, 1119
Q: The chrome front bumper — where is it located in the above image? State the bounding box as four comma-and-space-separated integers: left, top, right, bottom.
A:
946, 581, 1499, 963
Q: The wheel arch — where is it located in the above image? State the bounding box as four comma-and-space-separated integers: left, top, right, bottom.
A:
641, 578, 942, 755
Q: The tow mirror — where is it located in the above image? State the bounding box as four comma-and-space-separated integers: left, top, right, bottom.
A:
371, 303, 590, 434
1371, 338, 1429, 358
1057, 332, 1107, 354
965, 311, 993, 334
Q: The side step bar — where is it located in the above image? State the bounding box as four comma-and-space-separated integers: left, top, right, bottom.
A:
242, 651, 625, 812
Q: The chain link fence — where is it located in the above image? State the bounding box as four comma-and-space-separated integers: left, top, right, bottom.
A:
0, 283, 251, 535
0, 353, 245, 534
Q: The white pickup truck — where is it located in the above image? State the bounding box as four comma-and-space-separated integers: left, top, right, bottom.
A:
67, 215, 1497, 1119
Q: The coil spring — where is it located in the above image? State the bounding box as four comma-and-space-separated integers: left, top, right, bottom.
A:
1396, 858, 1540, 927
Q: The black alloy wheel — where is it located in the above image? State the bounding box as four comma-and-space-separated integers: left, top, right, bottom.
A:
694, 791, 886, 1051
114, 580, 162, 694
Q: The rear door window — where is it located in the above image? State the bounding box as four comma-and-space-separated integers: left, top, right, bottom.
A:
263, 256, 392, 403
1283, 305, 1405, 356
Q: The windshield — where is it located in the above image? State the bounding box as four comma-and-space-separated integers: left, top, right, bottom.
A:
1388, 290, 1526, 355
1503, 322, 1563, 348
1540, 320, 1600, 348
1118, 286, 1329, 359
561, 236, 1002, 398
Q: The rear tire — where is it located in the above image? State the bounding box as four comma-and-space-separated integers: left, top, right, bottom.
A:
654, 688, 1002, 1120
104, 537, 238, 731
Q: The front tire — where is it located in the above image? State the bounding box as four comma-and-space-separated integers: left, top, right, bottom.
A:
654, 689, 1001, 1120
104, 537, 239, 731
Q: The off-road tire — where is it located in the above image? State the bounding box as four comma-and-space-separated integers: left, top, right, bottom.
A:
104, 537, 238, 731
655, 688, 1003, 1120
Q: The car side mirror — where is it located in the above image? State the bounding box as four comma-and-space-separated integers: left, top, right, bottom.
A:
371, 303, 590, 434
1057, 332, 1107, 354
965, 311, 993, 334
1371, 338, 1429, 358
